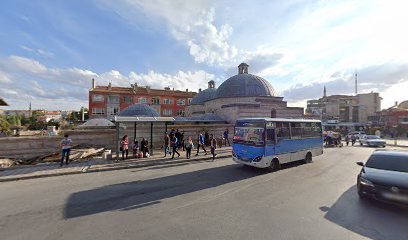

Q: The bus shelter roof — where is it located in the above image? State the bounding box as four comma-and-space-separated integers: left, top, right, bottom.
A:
114, 116, 175, 123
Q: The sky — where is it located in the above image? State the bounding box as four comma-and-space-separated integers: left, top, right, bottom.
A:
1, 0, 408, 111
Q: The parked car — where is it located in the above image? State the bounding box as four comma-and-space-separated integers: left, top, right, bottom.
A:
356, 150, 408, 206
359, 135, 386, 147
350, 131, 366, 139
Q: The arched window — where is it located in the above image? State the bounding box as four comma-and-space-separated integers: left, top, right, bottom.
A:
271, 109, 277, 118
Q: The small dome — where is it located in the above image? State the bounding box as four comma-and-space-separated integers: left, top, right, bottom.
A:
190, 88, 217, 105
215, 73, 277, 98
77, 118, 115, 128
118, 104, 160, 117
398, 100, 408, 109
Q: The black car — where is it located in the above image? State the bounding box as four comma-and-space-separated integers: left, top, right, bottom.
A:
356, 150, 408, 206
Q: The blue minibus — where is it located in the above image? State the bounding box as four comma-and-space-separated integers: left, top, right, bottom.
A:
232, 118, 323, 170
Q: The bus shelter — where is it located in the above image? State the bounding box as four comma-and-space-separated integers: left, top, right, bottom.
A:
114, 116, 175, 160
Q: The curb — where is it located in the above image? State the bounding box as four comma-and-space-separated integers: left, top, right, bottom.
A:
0, 154, 232, 183
386, 144, 408, 148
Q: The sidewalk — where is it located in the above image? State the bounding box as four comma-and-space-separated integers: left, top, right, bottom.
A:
0, 147, 232, 182
385, 139, 408, 147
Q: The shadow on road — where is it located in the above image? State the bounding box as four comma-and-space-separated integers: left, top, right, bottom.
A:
64, 164, 264, 219
321, 185, 408, 240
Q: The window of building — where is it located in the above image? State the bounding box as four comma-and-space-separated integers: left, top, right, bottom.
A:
163, 109, 172, 116
176, 110, 185, 116
138, 97, 147, 104
92, 94, 104, 102
188, 98, 192, 105
152, 97, 160, 105
123, 96, 133, 104
177, 99, 185, 105
107, 106, 119, 116
163, 98, 172, 105
92, 108, 105, 115
107, 95, 120, 104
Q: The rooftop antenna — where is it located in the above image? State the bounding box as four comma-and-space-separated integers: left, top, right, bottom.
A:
355, 71, 358, 95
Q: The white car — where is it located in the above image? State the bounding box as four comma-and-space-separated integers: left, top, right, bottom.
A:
351, 131, 366, 140
359, 135, 386, 147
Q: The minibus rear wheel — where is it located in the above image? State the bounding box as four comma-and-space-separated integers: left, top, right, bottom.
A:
304, 152, 312, 163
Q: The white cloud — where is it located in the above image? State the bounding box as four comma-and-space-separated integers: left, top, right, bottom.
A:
20, 45, 54, 57
99, 1, 237, 66
0, 70, 11, 83
183, 8, 237, 65
0, 55, 212, 110
7, 56, 47, 74
282, 62, 408, 109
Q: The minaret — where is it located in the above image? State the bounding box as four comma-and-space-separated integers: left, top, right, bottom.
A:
323, 86, 327, 98
29, 102, 32, 118
355, 71, 358, 95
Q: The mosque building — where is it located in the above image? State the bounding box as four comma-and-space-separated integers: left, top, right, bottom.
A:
186, 63, 304, 123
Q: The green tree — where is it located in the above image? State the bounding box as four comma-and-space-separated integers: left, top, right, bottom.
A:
6, 115, 17, 126
20, 114, 29, 126
0, 115, 11, 135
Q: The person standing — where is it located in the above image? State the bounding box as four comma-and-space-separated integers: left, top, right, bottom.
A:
345, 135, 350, 146
204, 130, 210, 146
180, 131, 185, 151
351, 134, 356, 146
120, 135, 129, 160
195, 131, 207, 156
185, 136, 194, 159
164, 133, 170, 157
170, 135, 180, 159
140, 138, 147, 158
210, 134, 217, 161
60, 134, 72, 167
170, 128, 175, 138
223, 128, 230, 147
175, 129, 181, 149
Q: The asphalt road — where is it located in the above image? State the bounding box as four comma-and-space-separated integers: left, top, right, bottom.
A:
1, 146, 408, 240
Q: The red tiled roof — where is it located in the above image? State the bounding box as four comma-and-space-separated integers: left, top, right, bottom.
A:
90, 86, 197, 97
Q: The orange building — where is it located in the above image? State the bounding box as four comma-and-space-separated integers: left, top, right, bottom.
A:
89, 79, 197, 120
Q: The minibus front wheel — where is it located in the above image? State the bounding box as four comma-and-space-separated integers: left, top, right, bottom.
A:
268, 158, 281, 172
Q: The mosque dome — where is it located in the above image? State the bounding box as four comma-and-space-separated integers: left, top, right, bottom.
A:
215, 63, 278, 99
118, 104, 160, 117
190, 80, 217, 105
398, 100, 408, 109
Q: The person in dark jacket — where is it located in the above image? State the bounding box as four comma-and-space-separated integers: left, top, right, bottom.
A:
204, 130, 210, 146
210, 134, 217, 161
175, 129, 181, 148
180, 131, 185, 151
170, 135, 180, 159
140, 138, 147, 157
195, 131, 207, 156
223, 129, 230, 147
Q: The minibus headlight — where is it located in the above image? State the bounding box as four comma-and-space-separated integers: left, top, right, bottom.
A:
253, 156, 263, 162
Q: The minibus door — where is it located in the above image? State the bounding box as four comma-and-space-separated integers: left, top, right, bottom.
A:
265, 127, 276, 156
